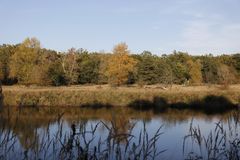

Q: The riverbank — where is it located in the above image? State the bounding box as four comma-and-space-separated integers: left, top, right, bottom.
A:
2, 85, 240, 111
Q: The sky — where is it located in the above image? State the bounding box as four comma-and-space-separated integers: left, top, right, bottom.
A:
0, 0, 240, 55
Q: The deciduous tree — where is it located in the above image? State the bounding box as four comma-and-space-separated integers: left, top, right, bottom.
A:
0, 44, 17, 84
77, 52, 101, 84
187, 59, 202, 84
9, 38, 41, 85
217, 64, 237, 84
106, 43, 137, 86
61, 48, 79, 85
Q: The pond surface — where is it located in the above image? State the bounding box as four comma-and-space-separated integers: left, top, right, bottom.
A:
0, 107, 239, 160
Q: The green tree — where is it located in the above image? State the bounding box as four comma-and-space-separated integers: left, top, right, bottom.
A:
201, 55, 220, 84
166, 52, 191, 84
98, 53, 111, 84
47, 58, 66, 86
136, 51, 173, 85
157, 58, 173, 85
77, 52, 101, 84
137, 51, 159, 84
233, 54, 240, 74
61, 48, 79, 85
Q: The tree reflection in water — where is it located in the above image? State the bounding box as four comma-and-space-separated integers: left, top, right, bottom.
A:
0, 106, 239, 159
0, 106, 166, 159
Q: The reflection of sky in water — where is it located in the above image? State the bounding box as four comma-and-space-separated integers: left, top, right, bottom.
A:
0, 111, 239, 159
51, 118, 233, 159
129, 118, 223, 160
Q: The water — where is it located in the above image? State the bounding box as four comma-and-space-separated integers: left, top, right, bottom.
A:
0, 107, 239, 160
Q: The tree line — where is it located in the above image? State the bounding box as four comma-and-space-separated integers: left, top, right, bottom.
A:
0, 37, 239, 86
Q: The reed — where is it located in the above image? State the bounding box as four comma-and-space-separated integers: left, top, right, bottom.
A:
183, 111, 240, 160
0, 111, 166, 160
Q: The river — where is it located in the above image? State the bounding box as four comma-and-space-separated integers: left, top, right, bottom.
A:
0, 106, 239, 160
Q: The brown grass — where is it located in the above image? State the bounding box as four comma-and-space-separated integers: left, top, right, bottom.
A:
3, 84, 240, 92
2, 84, 240, 107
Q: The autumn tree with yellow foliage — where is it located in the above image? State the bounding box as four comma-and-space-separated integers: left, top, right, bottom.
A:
106, 43, 137, 86
1, 37, 240, 86
9, 38, 41, 85
187, 59, 203, 84
9, 37, 53, 85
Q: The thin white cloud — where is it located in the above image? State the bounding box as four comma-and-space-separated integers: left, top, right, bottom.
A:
177, 20, 240, 54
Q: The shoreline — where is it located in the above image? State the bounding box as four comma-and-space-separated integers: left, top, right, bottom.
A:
1, 85, 240, 112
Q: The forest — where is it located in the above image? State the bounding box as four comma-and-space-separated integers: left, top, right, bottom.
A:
0, 37, 240, 86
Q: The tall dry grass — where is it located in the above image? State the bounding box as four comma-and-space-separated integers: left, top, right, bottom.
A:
2, 85, 240, 108
183, 111, 240, 160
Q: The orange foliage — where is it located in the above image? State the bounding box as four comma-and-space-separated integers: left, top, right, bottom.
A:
106, 43, 137, 86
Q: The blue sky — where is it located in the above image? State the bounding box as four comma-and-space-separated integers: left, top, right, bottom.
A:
0, 0, 240, 55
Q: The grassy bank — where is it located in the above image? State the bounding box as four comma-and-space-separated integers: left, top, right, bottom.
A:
2, 85, 240, 111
